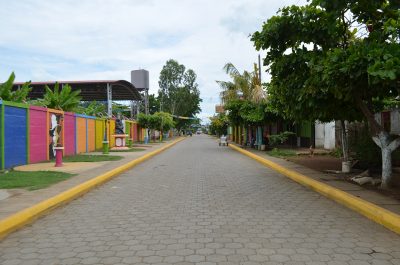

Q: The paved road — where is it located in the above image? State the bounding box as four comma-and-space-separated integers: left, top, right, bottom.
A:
1, 135, 400, 265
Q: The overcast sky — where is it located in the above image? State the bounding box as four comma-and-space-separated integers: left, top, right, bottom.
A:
0, 0, 306, 122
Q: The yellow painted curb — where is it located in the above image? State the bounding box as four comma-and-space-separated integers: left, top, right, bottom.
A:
0, 137, 185, 240
229, 144, 400, 235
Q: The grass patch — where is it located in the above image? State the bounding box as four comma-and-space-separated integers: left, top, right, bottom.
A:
62, 154, 123, 162
0, 171, 75, 190
266, 148, 297, 158
110, 148, 146, 152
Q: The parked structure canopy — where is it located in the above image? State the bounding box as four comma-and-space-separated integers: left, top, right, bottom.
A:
13, 80, 143, 117
13, 80, 142, 101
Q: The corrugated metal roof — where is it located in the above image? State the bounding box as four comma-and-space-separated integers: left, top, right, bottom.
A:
13, 80, 142, 101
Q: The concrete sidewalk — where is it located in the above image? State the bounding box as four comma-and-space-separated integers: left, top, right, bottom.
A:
235, 144, 400, 215
0, 139, 179, 221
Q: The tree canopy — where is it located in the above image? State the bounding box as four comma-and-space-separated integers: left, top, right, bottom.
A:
209, 113, 228, 136
252, 0, 399, 124
158, 59, 202, 130
137, 112, 174, 132
251, 0, 400, 187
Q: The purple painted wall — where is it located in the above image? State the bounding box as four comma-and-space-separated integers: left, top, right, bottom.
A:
64, 112, 76, 156
29, 106, 47, 163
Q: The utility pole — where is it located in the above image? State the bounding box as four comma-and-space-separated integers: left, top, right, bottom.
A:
258, 54, 262, 81
145, 88, 149, 115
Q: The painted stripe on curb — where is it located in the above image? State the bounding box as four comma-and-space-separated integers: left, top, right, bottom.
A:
229, 143, 400, 235
0, 137, 185, 240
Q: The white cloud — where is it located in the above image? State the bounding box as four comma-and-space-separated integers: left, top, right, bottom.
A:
0, 0, 307, 122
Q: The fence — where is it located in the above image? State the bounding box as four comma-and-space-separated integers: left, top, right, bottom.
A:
0, 100, 140, 169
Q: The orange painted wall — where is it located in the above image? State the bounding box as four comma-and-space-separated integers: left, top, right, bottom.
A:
87, 119, 95, 152
76, 117, 87, 153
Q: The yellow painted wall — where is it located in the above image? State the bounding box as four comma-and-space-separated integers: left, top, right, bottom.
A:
109, 120, 115, 147
125, 121, 132, 139
95, 119, 104, 150
142, 128, 146, 142
76, 117, 87, 153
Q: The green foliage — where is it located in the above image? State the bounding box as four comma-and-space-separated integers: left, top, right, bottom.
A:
110, 102, 132, 117
217, 63, 265, 104
268, 131, 296, 146
349, 125, 381, 168
110, 148, 146, 152
329, 147, 343, 158
140, 94, 160, 114
154, 112, 175, 132
137, 113, 151, 129
224, 99, 244, 126
158, 59, 202, 130
138, 112, 174, 131
239, 101, 266, 123
40, 83, 81, 111
0, 72, 32, 102
62, 154, 122, 162
251, 0, 400, 124
209, 113, 228, 136
76, 101, 107, 116
267, 148, 297, 158
0, 170, 74, 190
147, 114, 160, 130
218, 62, 275, 127
224, 99, 278, 126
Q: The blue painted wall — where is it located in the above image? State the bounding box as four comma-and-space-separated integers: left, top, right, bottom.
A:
4, 106, 27, 168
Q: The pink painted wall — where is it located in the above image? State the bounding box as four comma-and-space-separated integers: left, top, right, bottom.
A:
64, 112, 76, 156
29, 106, 47, 163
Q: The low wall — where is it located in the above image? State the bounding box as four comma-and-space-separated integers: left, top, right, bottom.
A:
0, 100, 139, 169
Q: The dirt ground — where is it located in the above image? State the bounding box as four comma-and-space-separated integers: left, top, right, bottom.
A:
287, 154, 400, 201
288, 155, 343, 172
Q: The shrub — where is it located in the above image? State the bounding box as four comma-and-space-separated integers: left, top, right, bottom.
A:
349, 124, 381, 169
268, 131, 296, 146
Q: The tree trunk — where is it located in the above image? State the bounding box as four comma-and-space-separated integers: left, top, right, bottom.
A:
372, 131, 400, 188
381, 147, 392, 189
340, 120, 349, 162
355, 96, 400, 188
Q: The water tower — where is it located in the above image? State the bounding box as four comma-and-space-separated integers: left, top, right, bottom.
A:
131, 69, 149, 115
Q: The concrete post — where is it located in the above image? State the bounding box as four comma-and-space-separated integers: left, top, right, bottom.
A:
107, 83, 112, 118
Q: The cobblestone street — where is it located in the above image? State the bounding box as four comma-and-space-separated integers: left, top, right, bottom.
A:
1, 135, 400, 265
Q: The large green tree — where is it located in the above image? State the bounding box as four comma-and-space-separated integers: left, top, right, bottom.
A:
158, 59, 202, 131
252, 0, 400, 187
137, 112, 174, 142
139, 94, 160, 115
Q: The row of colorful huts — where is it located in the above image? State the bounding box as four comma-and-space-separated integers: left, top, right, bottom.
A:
1, 100, 146, 169
228, 120, 314, 148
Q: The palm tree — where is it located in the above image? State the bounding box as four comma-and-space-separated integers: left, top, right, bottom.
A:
42, 82, 81, 111
250, 63, 266, 103
216, 62, 267, 146
0, 72, 32, 102
216, 63, 265, 104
